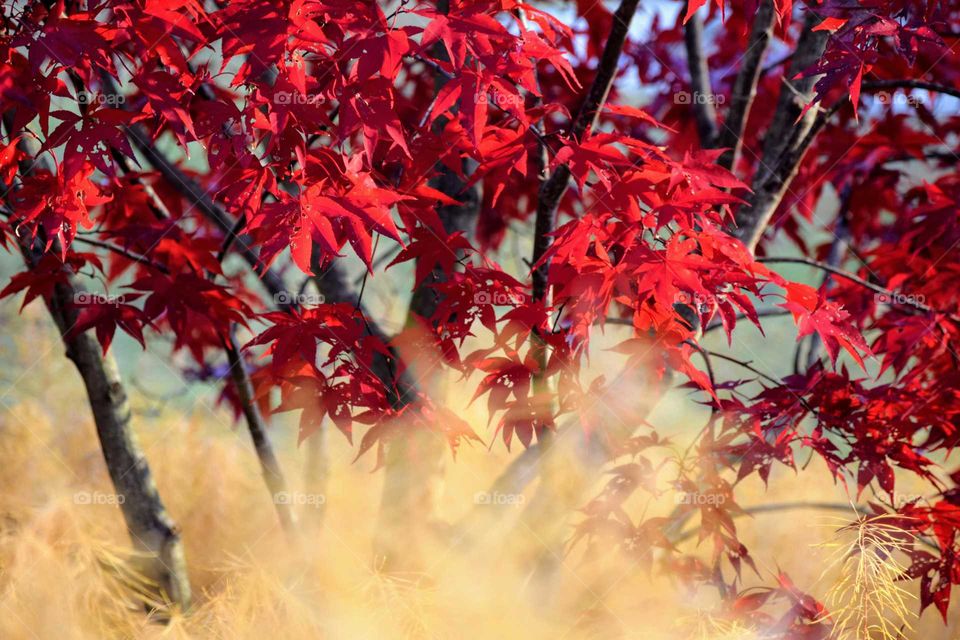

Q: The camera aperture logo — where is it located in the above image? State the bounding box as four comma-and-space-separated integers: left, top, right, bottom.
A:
273, 92, 324, 106
477, 91, 524, 109
674, 91, 725, 105
875, 291, 925, 307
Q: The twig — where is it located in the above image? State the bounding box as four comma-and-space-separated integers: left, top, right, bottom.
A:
862, 79, 960, 102
756, 256, 957, 320
74, 237, 169, 274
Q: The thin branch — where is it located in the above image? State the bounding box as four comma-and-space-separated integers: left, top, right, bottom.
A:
671, 500, 940, 550
803, 185, 851, 371
862, 79, 960, 101
602, 308, 792, 333
671, 501, 866, 544
100, 71, 289, 303
704, 308, 791, 333
215, 213, 248, 264
223, 330, 297, 534
685, 339, 718, 410
74, 237, 169, 274
714, 0, 775, 171
530, 0, 640, 303
683, 7, 719, 147
309, 255, 415, 409
756, 256, 957, 320
701, 348, 820, 416
121, 119, 290, 301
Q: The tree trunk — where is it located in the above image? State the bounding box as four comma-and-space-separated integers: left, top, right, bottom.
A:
518, 0, 641, 595
370, 7, 482, 569
30, 244, 191, 610
734, 14, 828, 251
373, 162, 480, 571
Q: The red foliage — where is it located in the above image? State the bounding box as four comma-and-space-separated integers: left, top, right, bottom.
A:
2, 0, 960, 634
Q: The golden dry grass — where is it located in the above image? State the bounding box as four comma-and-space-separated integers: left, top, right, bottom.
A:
817, 513, 917, 640
0, 306, 958, 639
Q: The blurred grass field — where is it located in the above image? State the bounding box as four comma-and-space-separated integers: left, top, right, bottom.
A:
0, 273, 959, 639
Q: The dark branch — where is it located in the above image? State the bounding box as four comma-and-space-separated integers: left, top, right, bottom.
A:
530, 0, 640, 303
733, 100, 839, 251
714, 0, 775, 171
732, 13, 828, 251
74, 237, 169, 274
862, 79, 960, 101
756, 256, 956, 319
223, 330, 297, 533
683, 9, 719, 147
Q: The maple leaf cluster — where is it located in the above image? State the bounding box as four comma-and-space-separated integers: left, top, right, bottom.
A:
1, 0, 960, 634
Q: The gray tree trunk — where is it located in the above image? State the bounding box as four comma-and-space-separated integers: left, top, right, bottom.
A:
28, 243, 191, 609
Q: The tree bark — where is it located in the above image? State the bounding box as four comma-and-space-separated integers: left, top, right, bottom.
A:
756, 13, 829, 187
683, 8, 719, 147
714, 0, 775, 170
734, 14, 828, 251
3, 107, 191, 610
734, 103, 834, 252
22, 241, 191, 610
